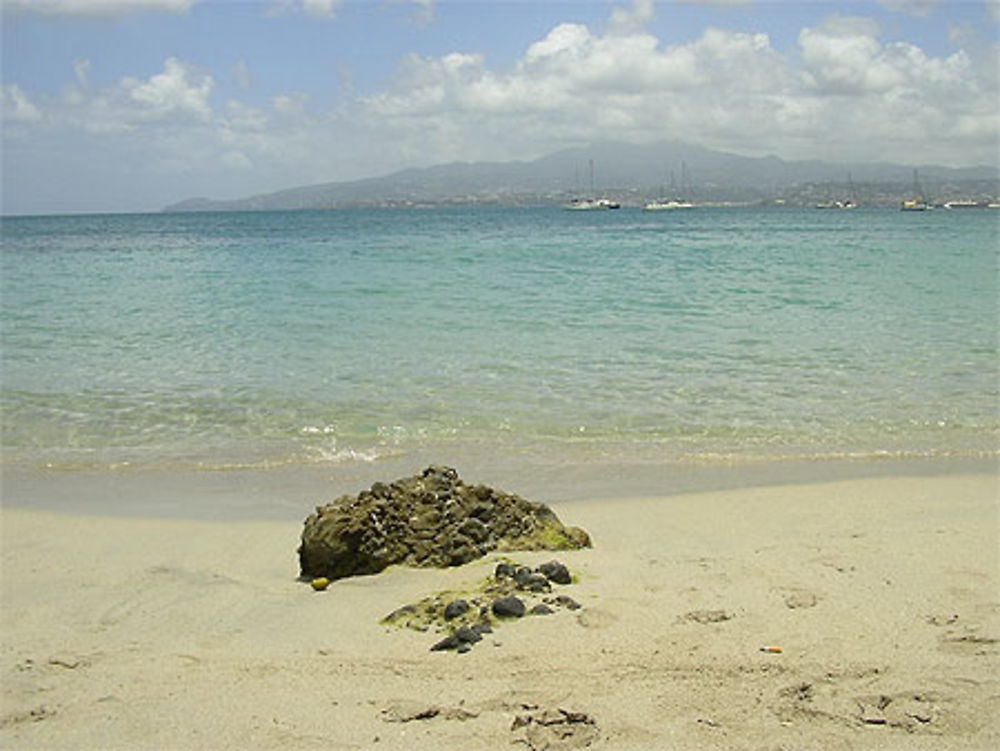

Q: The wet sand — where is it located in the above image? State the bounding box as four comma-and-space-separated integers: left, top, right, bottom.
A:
2, 472, 998, 749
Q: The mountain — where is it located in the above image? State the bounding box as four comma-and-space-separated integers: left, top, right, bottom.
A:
163, 140, 999, 211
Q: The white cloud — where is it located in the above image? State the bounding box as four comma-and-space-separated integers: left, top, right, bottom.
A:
302, 0, 341, 18
876, 0, 941, 16
409, 0, 436, 24
2, 84, 43, 123
349, 10, 996, 171
609, 0, 656, 36
123, 57, 213, 121
272, 92, 309, 115
73, 58, 92, 88
3, 0, 193, 17
232, 60, 252, 91
266, 0, 354, 19
799, 16, 901, 94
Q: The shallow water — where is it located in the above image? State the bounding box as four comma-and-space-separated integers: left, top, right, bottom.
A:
2, 206, 997, 503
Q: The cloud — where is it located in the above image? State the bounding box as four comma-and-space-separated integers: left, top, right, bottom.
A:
74, 58, 92, 88
608, 0, 656, 36
302, 0, 341, 18
232, 60, 252, 91
122, 57, 214, 121
347, 9, 996, 172
266, 0, 344, 18
3, 0, 193, 17
2, 84, 43, 123
876, 0, 941, 16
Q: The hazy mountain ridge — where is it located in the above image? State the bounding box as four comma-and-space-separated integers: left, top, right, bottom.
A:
164, 141, 999, 212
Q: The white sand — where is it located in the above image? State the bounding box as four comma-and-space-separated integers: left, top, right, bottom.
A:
2, 473, 998, 750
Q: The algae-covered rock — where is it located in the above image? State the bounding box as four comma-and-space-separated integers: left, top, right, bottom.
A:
298, 466, 591, 580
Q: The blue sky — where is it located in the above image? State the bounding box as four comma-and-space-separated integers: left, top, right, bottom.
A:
3, 0, 998, 214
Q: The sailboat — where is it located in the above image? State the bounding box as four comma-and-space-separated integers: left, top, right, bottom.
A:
564, 159, 620, 210
901, 169, 931, 211
815, 172, 858, 209
644, 162, 694, 210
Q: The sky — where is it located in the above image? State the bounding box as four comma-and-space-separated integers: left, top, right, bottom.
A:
2, 0, 998, 214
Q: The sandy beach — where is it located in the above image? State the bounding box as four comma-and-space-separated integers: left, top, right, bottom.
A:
2, 471, 997, 750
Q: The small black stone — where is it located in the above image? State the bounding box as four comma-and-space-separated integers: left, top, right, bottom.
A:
514, 567, 533, 587
538, 560, 571, 585
492, 596, 526, 618
443, 599, 470, 620
530, 603, 554, 616
472, 621, 493, 635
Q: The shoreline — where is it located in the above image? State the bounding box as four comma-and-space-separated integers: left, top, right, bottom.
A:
2, 471, 998, 749
1, 453, 995, 521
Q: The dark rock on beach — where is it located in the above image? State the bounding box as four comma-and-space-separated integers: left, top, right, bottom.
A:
538, 560, 572, 585
443, 599, 470, 621
298, 465, 591, 580
492, 596, 527, 619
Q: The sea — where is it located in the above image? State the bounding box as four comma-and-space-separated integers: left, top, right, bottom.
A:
2, 206, 997, 516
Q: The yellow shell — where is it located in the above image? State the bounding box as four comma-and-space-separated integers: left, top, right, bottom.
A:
311, 577, 330, 591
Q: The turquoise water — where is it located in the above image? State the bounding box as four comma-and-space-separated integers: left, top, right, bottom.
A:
2, 207, 997, 481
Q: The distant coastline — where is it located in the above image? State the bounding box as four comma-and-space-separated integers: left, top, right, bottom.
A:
162, 140, 999, 214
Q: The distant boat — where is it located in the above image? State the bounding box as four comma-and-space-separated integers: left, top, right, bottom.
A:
942, 199, 984, 209
815, 199, 857, 210
816, 173, 858, 209
564, 159, 620, 210
644, 162, 694, 210
901, 198, 930, 211
565, 197, 620, 210
901, 169, 931, 211
643, 198, 694, 210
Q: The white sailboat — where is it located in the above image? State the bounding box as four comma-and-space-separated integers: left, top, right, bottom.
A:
815, 173, 858, 209
564, 159, 620, 210
644, 162, 694, 210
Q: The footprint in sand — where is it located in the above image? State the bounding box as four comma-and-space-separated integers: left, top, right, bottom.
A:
575, 609, 618, 630
511, 706, 599, 750
779, 588, 821, 610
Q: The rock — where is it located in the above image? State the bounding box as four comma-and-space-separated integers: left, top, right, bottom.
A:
522, 573, 551, 593
538, 560, 571, 585
454, 625, 483, 644
443, 599, 470, 620
492, 596, 526, 619
514, 567, 533, 587
495, 562, 516, 579
530, 603, 554, 616
298, 466, 591, 580
430, 634, 462, 652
